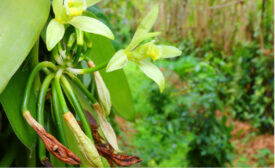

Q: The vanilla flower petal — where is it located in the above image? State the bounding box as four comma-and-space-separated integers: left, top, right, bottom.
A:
126, 32, 161, 52
157, 45, 182, 59
46, 19, 65, 51
131, 5, 159, 44
69, 16, 114, 40
137, 60, 165, 92
106, 50, 128, 72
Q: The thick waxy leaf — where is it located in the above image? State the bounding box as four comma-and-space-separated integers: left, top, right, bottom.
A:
0, 67, 38, 149
69, 16, 114, 40
46, 19, 65, 51
87, 34, 135, 121
0, 0, 50, 93
137, 60, 165, 93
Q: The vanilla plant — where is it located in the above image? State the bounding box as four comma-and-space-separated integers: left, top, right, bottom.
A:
19, 1, 182, 167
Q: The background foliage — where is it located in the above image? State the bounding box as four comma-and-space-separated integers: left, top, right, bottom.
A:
100, 0, 274, 167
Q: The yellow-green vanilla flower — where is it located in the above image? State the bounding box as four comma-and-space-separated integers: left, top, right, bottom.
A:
63, 112, 103, 167
106, 5, 182, 92
46, 0, 114, 51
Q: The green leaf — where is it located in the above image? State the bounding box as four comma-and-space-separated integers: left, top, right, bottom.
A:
0, 66, 38, 149
87, 34, 135, 121
69, 16, 114, 40
0, 0, 50, 93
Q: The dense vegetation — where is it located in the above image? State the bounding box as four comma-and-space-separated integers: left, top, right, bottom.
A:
101, 0, 274, 167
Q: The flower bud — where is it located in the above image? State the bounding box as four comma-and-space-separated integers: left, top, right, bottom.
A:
63, 112, 103, 167
88, 60, 111, 116
23, 111, 81, 165
93, 103, 121, 153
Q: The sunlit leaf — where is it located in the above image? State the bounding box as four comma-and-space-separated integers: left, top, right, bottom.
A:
0, 0, 50, 93
0, 66, 38, 149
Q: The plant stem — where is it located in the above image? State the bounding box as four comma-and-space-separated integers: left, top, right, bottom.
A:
22, 62, 57, 112
29, 40, 41, 96
66, 62, 108, 74
67, 74, 96, 103
51, 82, 67, 145
54, 70, 69, 113
37, 74, 55, 162
60, 76, 93, 140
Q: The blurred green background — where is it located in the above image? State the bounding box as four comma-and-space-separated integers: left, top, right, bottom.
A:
97, 0, 274, 167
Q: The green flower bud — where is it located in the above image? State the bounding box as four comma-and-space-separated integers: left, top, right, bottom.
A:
63, 112, 103, 167
88, 61, 111, 116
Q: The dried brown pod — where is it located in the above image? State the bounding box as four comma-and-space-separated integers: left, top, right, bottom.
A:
83, 111, 142, 167
23, 111, 81, 165
96, 145, 142, 167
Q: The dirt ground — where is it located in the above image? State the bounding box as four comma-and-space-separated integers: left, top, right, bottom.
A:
115, 112, 274, 167
231, 120, 274, 167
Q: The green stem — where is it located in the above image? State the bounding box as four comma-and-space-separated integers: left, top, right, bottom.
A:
73, 28, 83, 65
51, 83, 67, 145
22, 61, 57, 112
54, 70, 69, 113
29, 41, 41, 96
37, 74, 55, 162
66, 62, 108, 74
67, 74, 96, 103
73, 45, 82, 65
60, 76, 93, 140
